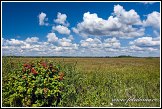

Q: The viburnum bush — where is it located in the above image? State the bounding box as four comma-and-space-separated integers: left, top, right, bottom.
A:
3, 60, 65, 107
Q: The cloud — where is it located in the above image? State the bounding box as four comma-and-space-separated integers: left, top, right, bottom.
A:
80, 38, 102, 48
73, 5, 144, 38
54, 12, 69, 26
5, 39, 25, 46
2, 38, 30, 56
46, 32, 58, 42
52, 25, 70, 35
80, 37, 120, 49
78, 37, 159, 56
38, 12, 48, 26
2, 36, 159, 57
129, 45, 159, 52
2, 37, 79, 56
153, 30, 160, 37
72, 27, 79, 34
58, 38, 72, 47
79, 37, 122, 56
57, 38, 79, 51
2, 4, 160, 57
103, 37, 120, 48
129, 37, 160, 47
68, 35, 74, 40
25, 37, 39, 43
143, 11, 160, 30
114, 4, 142, 25
72, 12, 122, 37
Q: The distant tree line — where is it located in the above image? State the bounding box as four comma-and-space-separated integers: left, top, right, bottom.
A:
2, 55, 159, 58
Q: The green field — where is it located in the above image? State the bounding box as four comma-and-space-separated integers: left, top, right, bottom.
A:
2, 57, 160, 107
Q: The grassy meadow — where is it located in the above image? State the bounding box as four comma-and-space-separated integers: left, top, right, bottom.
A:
2, 57, 160, 107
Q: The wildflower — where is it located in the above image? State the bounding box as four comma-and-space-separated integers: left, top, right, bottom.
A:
31, 68, 38, 75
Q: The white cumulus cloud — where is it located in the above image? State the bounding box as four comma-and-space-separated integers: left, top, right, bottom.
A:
54, 12, 69, 26
143, 11, 160, 30
38, 12, 48, 26
129, 45, 159, 52
57, 37, 79, 50
80, 38, 102, 48
2, 37, 79, 56
46, 32, 58, 42
52, 25, 70, 35
68, 35, 74, 40
25, 37, 39, 43
103, 37, 120, 48
58, 38, 72, 47
73, 5, 144, 38
80, 37, 120, 49
114, 4, 142, 25
5, 39, 25, 46
129, 37, 160, 47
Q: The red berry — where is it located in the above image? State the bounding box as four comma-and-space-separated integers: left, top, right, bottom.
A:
23, 64, 28, 67
41, 62, 47, 68
24, 64, 31, 69
31, 68, 38, 75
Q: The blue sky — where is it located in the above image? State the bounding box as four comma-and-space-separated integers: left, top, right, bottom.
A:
2, 2, 160, 57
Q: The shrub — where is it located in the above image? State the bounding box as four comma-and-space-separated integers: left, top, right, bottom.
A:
3, 60, 65, 107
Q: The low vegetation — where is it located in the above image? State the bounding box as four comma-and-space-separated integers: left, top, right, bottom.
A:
2, 57, 160, 107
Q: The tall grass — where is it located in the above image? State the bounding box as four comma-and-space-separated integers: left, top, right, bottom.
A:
2, 57, 160, 107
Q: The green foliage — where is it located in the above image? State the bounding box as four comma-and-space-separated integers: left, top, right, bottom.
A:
2, 59, 65, 107
2, 57, 160, 107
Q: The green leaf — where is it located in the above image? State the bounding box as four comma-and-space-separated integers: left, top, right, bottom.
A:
27, 88, 33, 95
